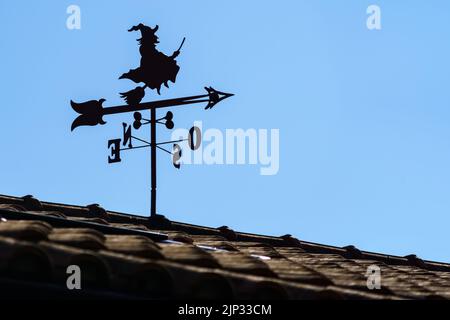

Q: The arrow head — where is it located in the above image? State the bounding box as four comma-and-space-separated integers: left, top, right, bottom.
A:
204, 87, 234, 110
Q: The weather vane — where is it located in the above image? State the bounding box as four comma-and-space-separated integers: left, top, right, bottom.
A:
70, 23, 233, 222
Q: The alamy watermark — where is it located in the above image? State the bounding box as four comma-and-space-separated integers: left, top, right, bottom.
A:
66, 265, 81, 290
171, 122, 280, 176
66, 5, 81, 30
365, 264, 381, 290
367, 5, 382, 30
66, 5, 382, 32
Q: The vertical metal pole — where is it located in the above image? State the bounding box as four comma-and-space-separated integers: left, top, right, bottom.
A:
150, 107, 157, 218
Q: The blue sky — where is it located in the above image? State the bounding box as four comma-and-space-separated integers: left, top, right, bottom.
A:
1, 1, 450, 262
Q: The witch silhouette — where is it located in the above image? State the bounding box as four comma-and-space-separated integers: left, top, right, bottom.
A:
119, 24, 185, 105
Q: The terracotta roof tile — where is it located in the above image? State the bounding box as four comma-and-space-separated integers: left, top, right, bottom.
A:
48, 228, 106, 250
160, 243, 221, 268
0, 220, 52, 241
104, 235, 163, 259
210, 251, 277, 277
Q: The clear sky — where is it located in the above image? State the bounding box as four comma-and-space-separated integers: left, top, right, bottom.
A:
1, 1, 450, 262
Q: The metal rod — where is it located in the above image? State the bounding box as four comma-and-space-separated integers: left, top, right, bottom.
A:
131, 136, 151, 145
120, 145, 151, 151
104, 96, 210, 116
156, 145, 172, 155
150, 107, 157, 218
156, 138, 188, 146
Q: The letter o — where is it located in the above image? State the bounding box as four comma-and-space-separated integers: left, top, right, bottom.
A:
188, 126, 202, 150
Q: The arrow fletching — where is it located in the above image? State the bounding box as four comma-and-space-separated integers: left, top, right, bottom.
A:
70, 99, 107, 131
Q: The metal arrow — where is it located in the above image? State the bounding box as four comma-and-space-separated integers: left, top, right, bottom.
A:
71, 87, 233, 131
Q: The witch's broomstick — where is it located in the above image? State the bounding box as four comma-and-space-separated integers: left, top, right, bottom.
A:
172, 37, 186, 58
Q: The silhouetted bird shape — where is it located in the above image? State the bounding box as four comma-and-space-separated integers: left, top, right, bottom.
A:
120, 86, 145, 105
119, 23, 185, 105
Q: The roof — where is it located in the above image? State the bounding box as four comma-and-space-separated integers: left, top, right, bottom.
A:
0, 194, 449, 300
